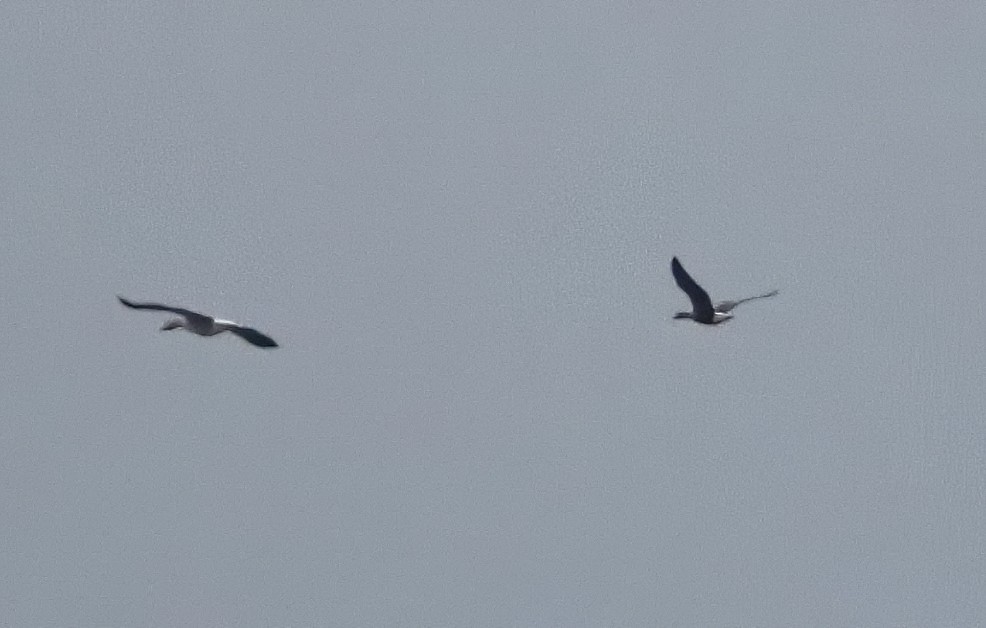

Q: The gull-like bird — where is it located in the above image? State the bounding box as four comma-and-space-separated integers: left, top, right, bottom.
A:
118, 296, 278, 348
671, 257, 777, 325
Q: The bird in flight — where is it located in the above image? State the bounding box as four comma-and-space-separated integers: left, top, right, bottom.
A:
671, 257, 777, 325
118, 296, 278, 348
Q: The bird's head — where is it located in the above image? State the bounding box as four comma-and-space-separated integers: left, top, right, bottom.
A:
161, 318, 185, 331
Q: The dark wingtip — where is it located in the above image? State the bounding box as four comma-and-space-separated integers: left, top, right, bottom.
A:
118, 295, 133, 307
254, 333, 278, 348
249, 333, 279, 348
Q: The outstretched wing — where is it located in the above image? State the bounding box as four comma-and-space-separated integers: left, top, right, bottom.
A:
671, 257, 714, 320
226, 325, 279, 348
715, 290, 778, 314
118, 296, 212, 326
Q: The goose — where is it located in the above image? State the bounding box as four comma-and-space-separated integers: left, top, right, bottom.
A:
671, 257, 777, 325
118, 296, 278, 348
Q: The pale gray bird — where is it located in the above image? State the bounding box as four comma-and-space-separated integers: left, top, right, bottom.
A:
671, 257, 777, 325
118, 296, 278, 348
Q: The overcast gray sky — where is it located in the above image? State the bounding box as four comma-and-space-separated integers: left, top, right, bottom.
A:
2, 3, 985, 626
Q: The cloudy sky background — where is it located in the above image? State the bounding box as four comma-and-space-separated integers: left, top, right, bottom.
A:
2, 3, 984, 626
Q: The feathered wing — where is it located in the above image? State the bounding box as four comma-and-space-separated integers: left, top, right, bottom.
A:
671, 257, 714, 320
118, 296, 213, 326
226, 325, 279, 348
715, 290, 779, 313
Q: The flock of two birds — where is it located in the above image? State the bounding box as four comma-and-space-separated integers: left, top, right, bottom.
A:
119, 257, 778, 349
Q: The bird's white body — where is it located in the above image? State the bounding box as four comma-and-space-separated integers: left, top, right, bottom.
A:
163, 316, 239, 336
674, 310, 734, 324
